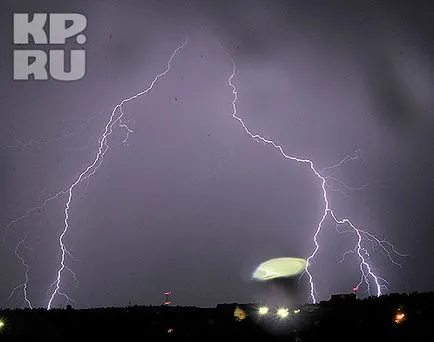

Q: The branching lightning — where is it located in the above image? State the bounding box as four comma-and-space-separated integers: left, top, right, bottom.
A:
8, 233, 32, 309
6, 111, 104, 150
45, 37, 189, 309
319, 150, 363, 174
7, 37, 188, 309
227, 60, 404, 303
2, 190, 68, 247
6, 36, 404, 308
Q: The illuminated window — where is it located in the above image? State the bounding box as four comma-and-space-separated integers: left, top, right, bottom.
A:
234, 306, 247, 321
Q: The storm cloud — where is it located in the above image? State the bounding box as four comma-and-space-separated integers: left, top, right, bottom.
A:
1, 0, 433, 309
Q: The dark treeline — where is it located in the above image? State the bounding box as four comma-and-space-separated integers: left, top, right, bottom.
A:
0, 292, 432, 341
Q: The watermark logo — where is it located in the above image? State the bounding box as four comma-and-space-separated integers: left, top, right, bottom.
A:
13, 13, 87, 81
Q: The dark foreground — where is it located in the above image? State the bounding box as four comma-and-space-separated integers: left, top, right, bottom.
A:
0, 292, 432, 341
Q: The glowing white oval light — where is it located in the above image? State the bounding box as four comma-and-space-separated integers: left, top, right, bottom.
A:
258, 306, 269, 315
277, 308, 289, 318
253, 257, 307, 280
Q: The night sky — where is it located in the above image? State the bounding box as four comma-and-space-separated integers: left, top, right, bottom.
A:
1, 0, 433, 309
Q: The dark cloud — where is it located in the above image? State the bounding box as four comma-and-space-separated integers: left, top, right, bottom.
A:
366, 48, 418, 129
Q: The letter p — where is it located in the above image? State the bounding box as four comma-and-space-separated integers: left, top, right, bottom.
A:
49, 13, 87, 44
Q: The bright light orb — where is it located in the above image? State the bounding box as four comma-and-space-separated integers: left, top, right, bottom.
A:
0, 320, 4, 329
276, 308, 289, 318
394, 311, 406, 324
258, 306, 269, 315
253, 257, 307, 280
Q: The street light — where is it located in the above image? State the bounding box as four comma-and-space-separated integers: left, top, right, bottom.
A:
258, 306, 269, 315
276, 308, 289, 319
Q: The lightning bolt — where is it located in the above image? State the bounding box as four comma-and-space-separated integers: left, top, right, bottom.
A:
227, 60, 404, 303
8, 233, 33, 309
2, 190, 67, 246
319, 150, 363, 174
5, 111, 104, 150
7, 36, 403, 308
45, 37, 188, 309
